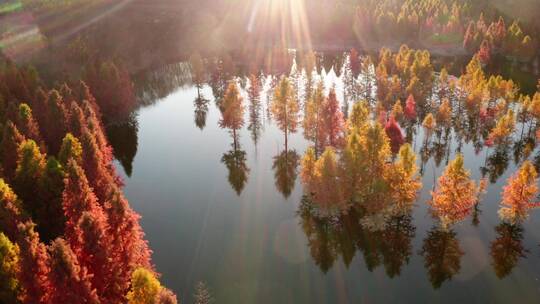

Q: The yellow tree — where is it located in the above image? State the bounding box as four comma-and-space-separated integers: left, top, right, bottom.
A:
361, 122, 391, 213
392, 100, 403, 122
304, 147, 345, 211
386, 143, 422, 214
300, 147, 317, 190
498, 161, 539, 224
436, 98, 452, 128
429, 154, 478, 229
303, 82, 325, 151
487, 109, 515, 145
0, 232, 19, 302
127, 268, 177, 304
340, 127, 366, 202
272, 77, 299, 151
219, 82, 245, 150
422, 113, 436, 141
348, 101, 369, 132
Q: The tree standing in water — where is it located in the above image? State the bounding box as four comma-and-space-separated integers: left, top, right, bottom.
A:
271, 77, 299, 152
429, 154, 478, 229
219, 82, 245, 151
498, 161, 539, 224
303, 82, 325, 153
320, 87, 344, 148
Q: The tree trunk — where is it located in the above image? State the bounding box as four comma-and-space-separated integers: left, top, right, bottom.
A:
233, 128, 237, 152
285, 129, 288, 153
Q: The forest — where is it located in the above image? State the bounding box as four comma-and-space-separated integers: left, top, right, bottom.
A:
0, 0, 540, 303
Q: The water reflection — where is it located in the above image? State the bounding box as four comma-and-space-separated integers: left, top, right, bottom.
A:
194, 93, 210, 130
298, 196, 416, 277
272, 150, 299, 198
419, 227, 463, 289
490, 223, 528, 279
113, 49, 540, 299
106, 116, 138, 177
221, 146, 249, 196
247, 75, 263, 145
481, 144, 511, 183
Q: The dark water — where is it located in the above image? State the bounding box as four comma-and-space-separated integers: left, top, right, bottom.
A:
110, 55, 540, 303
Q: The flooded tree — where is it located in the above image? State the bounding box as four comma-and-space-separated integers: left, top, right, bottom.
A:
247, 74, 262, 145
498, 161, 539, 224
271, 77, 299, 151
219, 82, 245, 150
429, 154, 479, 229
303, 82, 325, 153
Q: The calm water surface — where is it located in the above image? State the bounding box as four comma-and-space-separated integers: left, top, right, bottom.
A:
112, 60, 540, 303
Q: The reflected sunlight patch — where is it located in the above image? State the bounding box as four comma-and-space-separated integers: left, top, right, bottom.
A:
456, 236, 489, 281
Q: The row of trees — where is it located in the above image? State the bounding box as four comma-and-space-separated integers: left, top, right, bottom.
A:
353, 0, 537, 62
0, 60, 177, 303
465, 16, 535, 64
186, 41, 540, 290
200, 43, 540, 200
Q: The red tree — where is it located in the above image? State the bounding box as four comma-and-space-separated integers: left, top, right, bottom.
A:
477, 39, 492, 65
404, 94, 417, 120
44, 90, 68, 154
62, 159, 106, 254
85, 61, 136, 121
320, 88, 344, 148
77, 211, 121, 302
67, 101, 87, 139
81, 129, 117, 204
385, 115, 405, 153
31, 88, 49, 130
48, 238, 99, 304
16, 222, 51, 304
82, 100, 112, 163
105, 191, 152, 296
76, 81, 101, 118
1, 121, 25, 181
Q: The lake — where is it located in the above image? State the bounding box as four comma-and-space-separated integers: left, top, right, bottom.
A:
110, 54, 540, 303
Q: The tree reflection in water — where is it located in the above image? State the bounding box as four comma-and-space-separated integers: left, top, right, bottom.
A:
490, 222, 528, 279
272, 150, 299, 199
117, 49, 540, 294
221, 144, 249, 196
297, 196, 415, 277
194, 94, 209, 130
419, 227, 463, 289
106, 115, 138, 177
